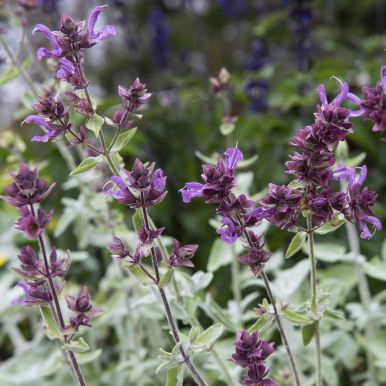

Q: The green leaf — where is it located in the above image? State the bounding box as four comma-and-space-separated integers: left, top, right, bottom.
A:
193, 323, 224, 348
166, 366, 180, 386
159, 269, 174, 288
70, 156, 102, 176
285, 232, 306, 259
109, 152, 123, 172
62, 337, 89, 353
345, 152, 366, 167
248, 317, 269, 333
282, 309, 313, 325
188, 326, 202, 342
77, 349, 102, 364
207, 238, 234, 272
219, 122, 235, 136
123, 264, 154, 285
237, 155, 259, 169
132, 209, 143, 232
364, 257, 386, 281
0, 66, 19, 85
110, 127, 137, 152
302, 322, 317, 346
86, 114, 104, 136
315, 216, 345, 234
324, 308, 345, 321
40, 305, 61, 340
195, 151, 216, 165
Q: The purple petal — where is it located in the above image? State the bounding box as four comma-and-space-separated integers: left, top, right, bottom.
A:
87, 5, 117, 41
317, 84, 328, 105
224, 147, 243, 171
333, 82, 349, 105
33, 24, 61, 59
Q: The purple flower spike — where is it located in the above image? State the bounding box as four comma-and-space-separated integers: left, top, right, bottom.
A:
87, 5, 117, 42
13, 281, 52, 306
33, 24, 61, 60
108, 236, 130, 259
231, 330, 277, 386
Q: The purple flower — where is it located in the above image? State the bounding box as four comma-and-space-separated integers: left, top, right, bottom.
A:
239, 231, 271, 276
15, 206, 53, 240
13, 281, 52, 306
105, 160, 167, 208
216, 215, 243, 244
12, 245, 39, 278
87, 5, 117, 42
335, 165, 382, 239
217, 193, 255, 217
180, 147, 242, 205
167, 239, 197, 268
137, 226, 164, 258
48, 248, 70, 278
0, 163, 55, 207
108, 236, 130, 259
56, 58, 83, 88
33, 24, 61, 60
259, 184, 301, 229
64, 92, 94, 116
65, 287, 102, 331
231, 330, 276, 386
32, 95, 68, 121
118, 78, 152, 113
349, 65, 386, 134
23, 115, 68, 142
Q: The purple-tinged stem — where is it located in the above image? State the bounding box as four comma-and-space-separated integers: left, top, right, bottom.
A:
235, 213, 301, 386
140, 194, 208, 386
29, 205, 87, 386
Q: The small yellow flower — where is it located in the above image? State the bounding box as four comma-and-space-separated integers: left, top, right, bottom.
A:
0, 253, 7, 268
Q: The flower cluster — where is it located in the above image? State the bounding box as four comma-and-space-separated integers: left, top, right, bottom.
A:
23, 5, 116, 143
66, 287, 102, 331
105, 159, 167, 208
231, 330, 277, 386
1, 163, 100, 332
181, 148, 272, 276
257, 82, 381, 238
349, 65, 386, 136
106, 159, 198, 269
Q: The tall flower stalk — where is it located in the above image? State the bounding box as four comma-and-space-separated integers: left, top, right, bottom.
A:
0, 164, 101, 386
180, 147, 301, 386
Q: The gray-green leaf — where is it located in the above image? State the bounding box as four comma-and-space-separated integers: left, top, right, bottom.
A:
70, 156, 102, 176
40, 305, 61, 340
110, 127, 137, 152
86, 114, 104, 136
285, 232, 306, 259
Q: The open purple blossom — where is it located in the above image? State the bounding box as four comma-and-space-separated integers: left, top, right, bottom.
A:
216, 215, 243, 244
65, 287, 102, 331
0, 163, 55, 207
15, 206, 53, 240
23, 115, 69, 142
167, 239, 197, 268
334, 165, 381, 239
105, 159, 167, 208
180, 147, 242, 204
348, 65, 386, 135
231, 330, 277, 386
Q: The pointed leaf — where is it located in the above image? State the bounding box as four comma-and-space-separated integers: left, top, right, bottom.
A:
166, 366, 180, 386
86, 114, 104, 136
40, 305, 61, 340
285, 232, 306, 259
302, 322, 317, 346
111, 128, 137, 152
193, 323, 224, 348
70, 156, 102, 176
62, 337, 89, 353
282, 309, 313, 325
159, 269, 174, 288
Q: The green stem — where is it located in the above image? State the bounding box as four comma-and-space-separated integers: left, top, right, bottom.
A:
230, 243, 242, 326
307, 215, 322, 386
344, 221, 376, 384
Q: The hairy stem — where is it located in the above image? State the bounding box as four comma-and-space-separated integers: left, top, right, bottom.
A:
236, 214, 301, 386
140, 195, 208, 386
307, 215, 322, 386
30, 205, 86, 386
